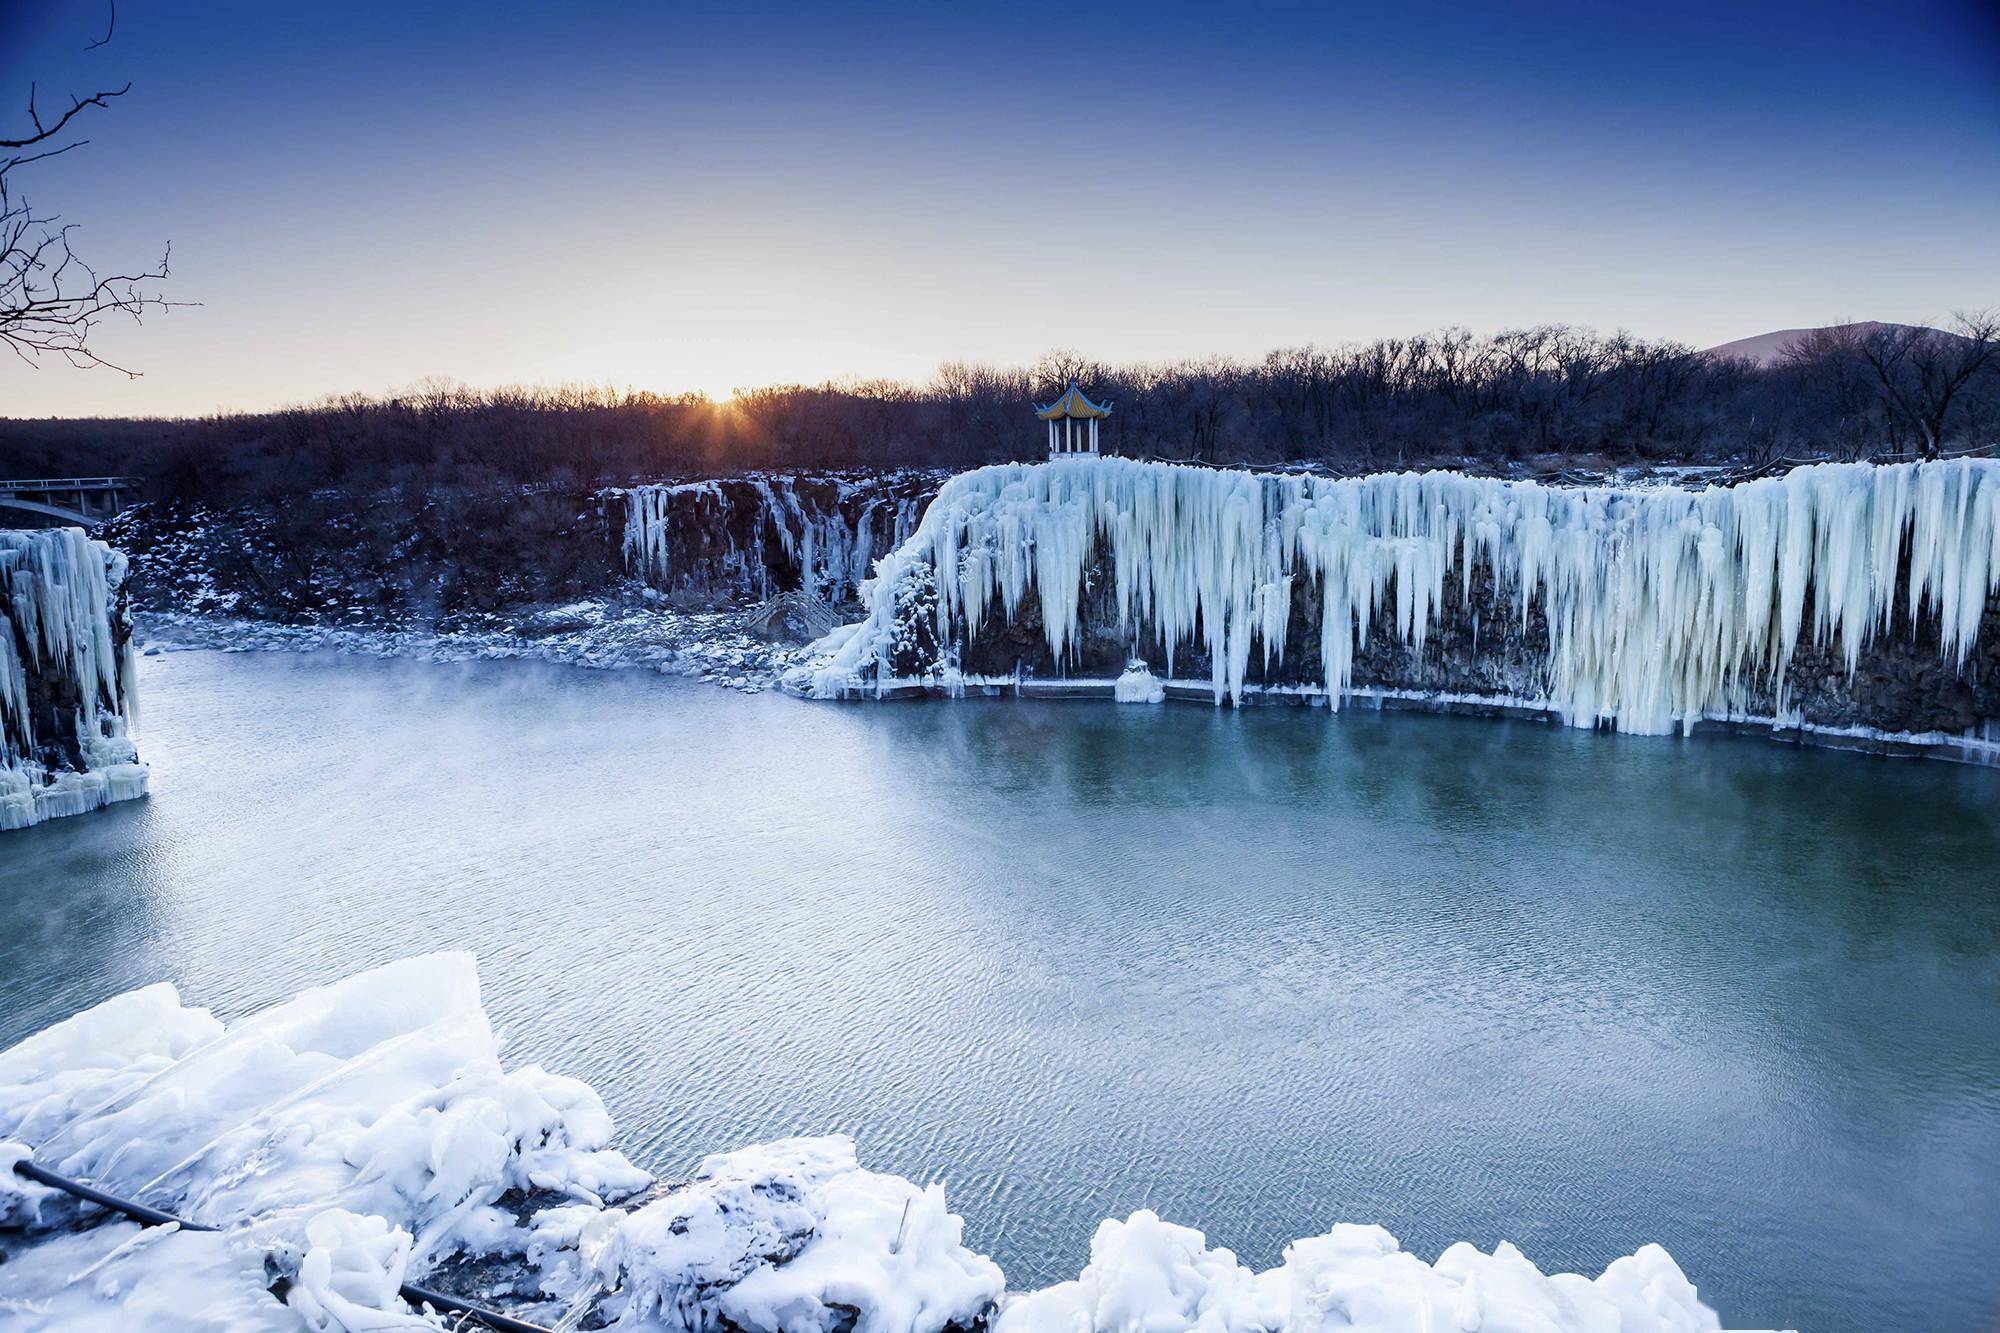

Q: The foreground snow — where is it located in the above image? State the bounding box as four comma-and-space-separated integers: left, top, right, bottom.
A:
0, 958, 1736, 1331
1001, 1212, 1720, 1333
806, 457, 2000, 736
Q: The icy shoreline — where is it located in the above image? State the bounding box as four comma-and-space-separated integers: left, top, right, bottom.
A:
133, 601, 819, 695
793, 668, 2000, 766
132, 603, 2000, 768
0, 956, 1736, 1332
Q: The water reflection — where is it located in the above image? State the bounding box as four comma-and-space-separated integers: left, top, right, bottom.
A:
1, 650, 1995, 1333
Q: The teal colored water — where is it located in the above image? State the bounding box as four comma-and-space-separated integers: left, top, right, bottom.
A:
3, 650, 1996, 1331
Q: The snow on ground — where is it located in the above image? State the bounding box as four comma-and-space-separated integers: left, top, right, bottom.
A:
135, 595, 818, 695
0, 959, 1738, 1331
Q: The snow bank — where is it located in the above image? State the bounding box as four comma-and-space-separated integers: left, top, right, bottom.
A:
1, 960, 1739, 1332
0, 527, 146, 830
807, 457, 2000, 736
998, 1211, 1720, 1333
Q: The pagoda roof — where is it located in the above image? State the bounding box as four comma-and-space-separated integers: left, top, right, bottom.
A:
1035, 381, 1114, 420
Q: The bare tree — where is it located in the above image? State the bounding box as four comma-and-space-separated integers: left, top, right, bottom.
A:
1, 6, 174, 375
1858, 313, 1999, 457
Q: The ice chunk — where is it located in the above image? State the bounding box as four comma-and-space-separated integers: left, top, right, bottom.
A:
287, 1209, 432, 1331
580, 1135, 1003, 1333
1114, 660, 1166, 704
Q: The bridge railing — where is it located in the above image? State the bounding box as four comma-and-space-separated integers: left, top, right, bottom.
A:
0, 476, 141, 492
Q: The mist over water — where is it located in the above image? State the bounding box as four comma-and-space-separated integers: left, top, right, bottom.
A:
3, 650, 1996, 1333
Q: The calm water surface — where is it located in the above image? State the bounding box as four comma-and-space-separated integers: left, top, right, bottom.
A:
3, 650, 1997, 1332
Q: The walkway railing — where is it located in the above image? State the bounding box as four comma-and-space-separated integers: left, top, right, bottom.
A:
0, 476, 140, 492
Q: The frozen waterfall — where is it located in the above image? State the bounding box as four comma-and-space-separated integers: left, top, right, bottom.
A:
807, 456, 2000, 737
1, 528, 147, 831
621, 473, 937, 605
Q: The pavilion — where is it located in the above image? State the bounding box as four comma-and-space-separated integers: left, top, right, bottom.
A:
1036, 380, 1113, 458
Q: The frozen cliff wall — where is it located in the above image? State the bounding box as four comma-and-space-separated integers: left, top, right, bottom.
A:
807, 457, 2000, 743
1, 528, 145, 831
619, 471, 943, 606
104, 472, 948, 627
0, 957, 1726, 1332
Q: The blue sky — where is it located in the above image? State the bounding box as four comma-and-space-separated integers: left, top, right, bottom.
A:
3, 0, 1996, 416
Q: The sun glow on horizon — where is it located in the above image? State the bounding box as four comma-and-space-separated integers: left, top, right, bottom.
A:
535, 335, 943, 406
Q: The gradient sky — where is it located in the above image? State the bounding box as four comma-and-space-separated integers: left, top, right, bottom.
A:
3, 0, 1997, 418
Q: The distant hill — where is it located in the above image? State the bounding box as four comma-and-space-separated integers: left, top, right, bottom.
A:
1702, 322, 1953, 366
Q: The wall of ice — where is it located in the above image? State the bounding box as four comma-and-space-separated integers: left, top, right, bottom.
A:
807, 456, 2000, 739
0, 528, 146, 831
619, 472, 940, 606
0, 957, 1727, 1332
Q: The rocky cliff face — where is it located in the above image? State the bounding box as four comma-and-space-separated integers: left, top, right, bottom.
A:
1, 528, 147, 830
102, 488, 623, 627
102, 472, 948, 629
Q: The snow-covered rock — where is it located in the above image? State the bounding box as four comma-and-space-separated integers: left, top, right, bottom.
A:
1114, 661, 1165, 704
566, 1135, 1003, 1333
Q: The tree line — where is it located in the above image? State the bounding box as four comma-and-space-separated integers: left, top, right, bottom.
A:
2, 316, 1994, 500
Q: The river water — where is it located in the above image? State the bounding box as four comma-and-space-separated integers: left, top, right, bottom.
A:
3, 649, 1997, 1331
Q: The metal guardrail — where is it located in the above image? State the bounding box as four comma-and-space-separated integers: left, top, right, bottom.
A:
0, 477, 140, 492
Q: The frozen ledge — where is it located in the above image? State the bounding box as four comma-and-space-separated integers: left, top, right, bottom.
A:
795, 671, 2000, 767
0, 761, 150, 832
0, 955, 1745, 1332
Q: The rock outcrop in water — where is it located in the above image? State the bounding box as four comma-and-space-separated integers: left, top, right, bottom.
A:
802, 457, 2000, 757
1, 528, 146, 830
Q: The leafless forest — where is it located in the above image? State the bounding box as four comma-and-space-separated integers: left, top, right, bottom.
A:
5, 317, 1995, 500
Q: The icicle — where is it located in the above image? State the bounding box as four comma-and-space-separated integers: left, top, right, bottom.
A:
620, 474, 943, 605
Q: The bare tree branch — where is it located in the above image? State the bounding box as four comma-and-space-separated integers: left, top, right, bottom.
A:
85, 1, 117, 51
1, 8, 177, 376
